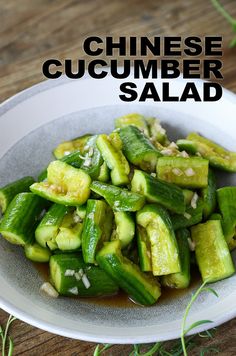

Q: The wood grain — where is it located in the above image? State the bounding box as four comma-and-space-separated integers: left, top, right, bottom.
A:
1, 0, 236, 354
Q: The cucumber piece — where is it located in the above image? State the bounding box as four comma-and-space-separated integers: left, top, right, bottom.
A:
115, 113, 149, 136
209, 213, 222, 221
55, 210, 83, 251
96, 134, 130, 186
24, 243, 51, 262
111, 211, 135, 248
0, 193, 46, 246
191, 220, 235, 283
187, 132, 236, 172
82, 199, 113, 264
37, 150, 85, 182
53, 134, 92, 159
157, 156, 209, 188
136, 204, 181, 276
200, 169, 217, 220
161, 228, 190, 289
96, 240, 161, 306
38, 169, 47, 182
80, 135, 104, 179
176, 139, 198, 155
50, 253, 119, 297
0, 176, 35, 213
90, 181, 145, 212
76, 204, 87, 220
131, 170, 185, 214
137, 225, 152, 272
35, 204, 68, 248
109, 131, 123, 150
182, 189, 194, 205
97, 161, 110, 182
145, 117, 169, 146
217, 187, 236, 250
30, 161, 91, 206
171, 198, 204, 230
119, 126, 162, 172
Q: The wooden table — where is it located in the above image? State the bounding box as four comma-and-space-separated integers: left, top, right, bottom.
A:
1, 0, 236, 354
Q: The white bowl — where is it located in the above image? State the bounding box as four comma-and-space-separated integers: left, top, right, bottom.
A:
1, 73, 236, 344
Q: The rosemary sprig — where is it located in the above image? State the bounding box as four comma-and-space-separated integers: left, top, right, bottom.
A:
181, 281, 219, 356
93, 281, 219, 356
0, 315, 16, 356
211, 0, 236, 47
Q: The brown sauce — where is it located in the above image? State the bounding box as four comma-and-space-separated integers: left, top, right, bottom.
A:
34, 262, 201, 308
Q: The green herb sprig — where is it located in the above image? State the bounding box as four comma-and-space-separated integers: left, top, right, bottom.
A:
93, 281, 220, 356
0, 315, 16, 356
211, 0, 236, 47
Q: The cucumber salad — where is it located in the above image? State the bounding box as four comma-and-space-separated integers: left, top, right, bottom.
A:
1, 113, 236, 306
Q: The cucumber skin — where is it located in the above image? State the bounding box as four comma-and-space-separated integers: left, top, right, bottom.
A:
161, 228, 190, 289
217, 187, 236, 249
0, 176, 35, 213
90, 181, 145, 212
82, 199, 113, 264
119, 126, 161, 172
171, 199, 204, 230
50, 253, 119, 297
187, 132, 236, 172
35, 204, 68, 247
157, 156, 209, 188
80, 135, 104, 179
0, 192, 47, 246
191, 220, 235, 283
96, 240, 161, 306
201, 169, 217, 220
131, 170, 185, 214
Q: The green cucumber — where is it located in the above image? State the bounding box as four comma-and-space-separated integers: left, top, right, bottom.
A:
53, 134, 92, 159
35, 204, 68, 248
145, 117, 169, 146
171, 198, 204, 230
182, 189, 194, 205
82, 199, 113, 264
0, 192, 46, 246
24, 243, 51, 262
161, 229, 190, 289
176, 139, 198, 155
136, 204, 181, 276
55, 210, 83, 251
131, 170, 185, 214
50, 253, 119, 297
97, 161, 110, 182
76, 204, 87, 220
115, 113, 149, 136
217, 187, 236, 250
119, 126, 162, 172
200, 169, 217, 220
80, 135, 104, 179
30, 161, 91, 206
157, 156, 209, 188
191, 220, 235, 283
187, 132, 236, 172
137, 225, 152, 272
96, 240, 161, 306
96, 134, 130, 186
0, 176, 35, 213
111, 211, 135, 248
90, 181, 145, 212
